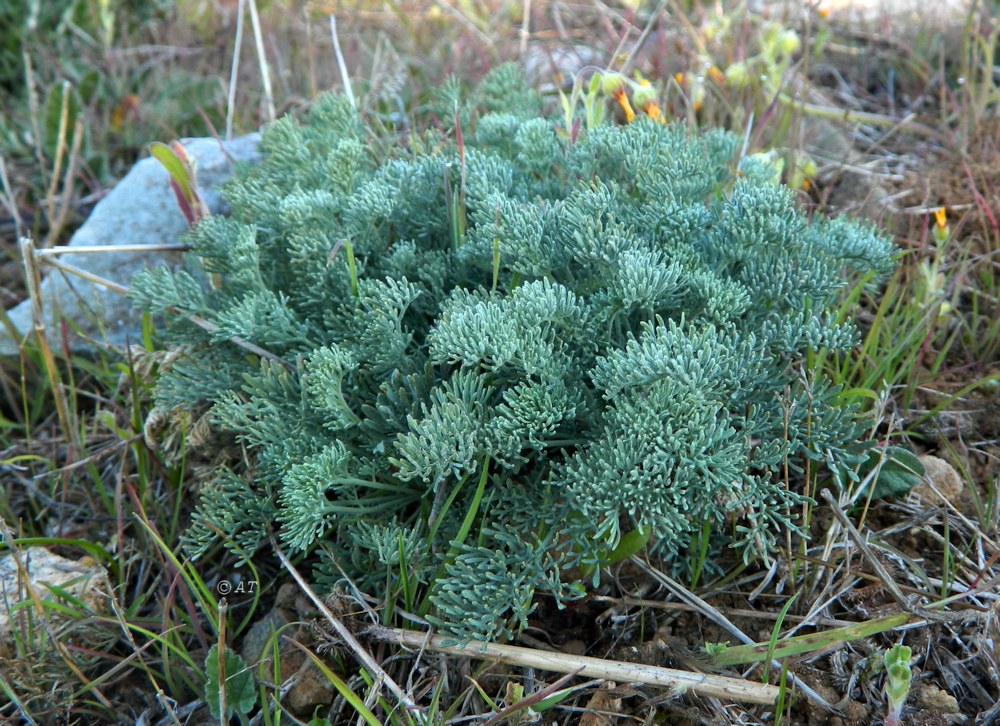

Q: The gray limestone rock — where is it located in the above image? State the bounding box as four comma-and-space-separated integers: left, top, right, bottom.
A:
1, 133, 260, 356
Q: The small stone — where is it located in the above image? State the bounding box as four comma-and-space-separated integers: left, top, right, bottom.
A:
913, 455, 964, 504
240, 607, 293, 669
842, 700, 870, 725
0, 548, 110, 649
284, 657, 337, 716
918, 684, 960, 714
579, 683, 623, 726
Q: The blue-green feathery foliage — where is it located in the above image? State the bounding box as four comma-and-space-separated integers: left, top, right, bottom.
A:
130, 64, 896, 643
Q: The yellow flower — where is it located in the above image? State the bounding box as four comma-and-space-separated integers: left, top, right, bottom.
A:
614, 88, 636, 123
644, 101, 664, 123
707, 66, 725, 85
932, 207, 949, 245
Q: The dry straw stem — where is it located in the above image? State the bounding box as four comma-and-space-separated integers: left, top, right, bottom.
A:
591, 595, 859, 628
0, 155, 24, 242
247, 0, 276, 123
271, 538, 424, 718
18, 237, 81, 453
39, 78, 86, 247
226, 0, 247, 139
24, 243, 294, 371
36, 243, 192, 256
367, 626, 780, 706
329, 15, 356, 108
45, 118, 85, 248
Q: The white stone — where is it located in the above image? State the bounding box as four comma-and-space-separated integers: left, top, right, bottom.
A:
1, 133, 260, 356
0, 547, 110, 656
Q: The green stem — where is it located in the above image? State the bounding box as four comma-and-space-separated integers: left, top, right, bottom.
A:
711, 611, 911, 666
344, 239, 359, 298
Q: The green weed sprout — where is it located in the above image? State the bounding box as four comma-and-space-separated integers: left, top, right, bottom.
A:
883, 643, 913, 726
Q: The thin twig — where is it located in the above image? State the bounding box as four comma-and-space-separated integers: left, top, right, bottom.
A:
367, 625, 780, 705
591, 595, 859, 628
45, 116, 85, 247
519, 0, 532, 58
619, 0, 668, 75
35, 256, 128, 294
330, 15, 356, 108
37, 243, 192, 256
0, 154, 23, 241
820, 489, 949, 622
19, 238, 82, 453
482, 670, 585, 725
271, 538, 424, 717
247, 0, 275, 122
31, 255, 294, 371
227, 0, 247, 139
23, 51, 45, 184
216, 598, 229, 724
32, 434, 141, 480
44, 80, 72, 233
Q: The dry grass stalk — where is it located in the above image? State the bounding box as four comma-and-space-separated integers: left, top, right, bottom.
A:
271, 537, 424, 717
367, 625, 781, 706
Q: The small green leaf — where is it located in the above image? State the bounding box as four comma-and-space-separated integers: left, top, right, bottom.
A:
204, 644, 257, 720
859, 446, 925, 499
605, 526, 651, 565
884, 643, 912, 716
149, 141, 194, 198
533, 682, 592, 712
78, 69, 100, 102
150, 140, 208, 226
588, 72, 602, 96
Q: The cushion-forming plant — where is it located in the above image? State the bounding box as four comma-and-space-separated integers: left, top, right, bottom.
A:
130, 65, 895, 642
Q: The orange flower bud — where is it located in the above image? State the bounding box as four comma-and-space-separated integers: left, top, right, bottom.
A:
614, 88, 636, 123
932, 207, 949, 244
